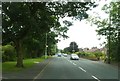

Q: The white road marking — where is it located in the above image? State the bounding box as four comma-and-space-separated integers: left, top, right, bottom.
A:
72, 63, 76, 66
63, 57, 100, 81
78, 67, 86, 72
68, 60, 71, 62
33, 60, 51, 81
67, 60, 70, 62
92, 75, 100, 81
70, 61, 72, 63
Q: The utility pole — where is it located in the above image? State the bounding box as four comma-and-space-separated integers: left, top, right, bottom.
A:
107, 4, 111, 64
55, 44, 56, 54
45, 33, 48, 59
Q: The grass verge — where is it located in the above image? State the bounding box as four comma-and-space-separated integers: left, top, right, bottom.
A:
2, 56, 46, 72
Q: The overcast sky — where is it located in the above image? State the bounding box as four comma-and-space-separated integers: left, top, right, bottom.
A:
57, 19, 106, 49
57, 1, 111, 50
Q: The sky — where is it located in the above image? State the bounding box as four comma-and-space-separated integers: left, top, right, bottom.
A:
57, 19, 106, 49
57, 1, 111, 50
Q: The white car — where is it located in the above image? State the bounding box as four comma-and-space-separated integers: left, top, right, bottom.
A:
70, 54, 79, 60
63, 54, 67, 57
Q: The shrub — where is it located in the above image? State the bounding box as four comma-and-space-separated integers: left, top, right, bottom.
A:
2, 44, 16, 62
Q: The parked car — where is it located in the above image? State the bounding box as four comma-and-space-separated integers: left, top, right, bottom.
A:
70, 54, 79, 60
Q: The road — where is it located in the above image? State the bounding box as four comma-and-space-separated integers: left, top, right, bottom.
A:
2, 55, 119, 81
33, 55, 119, 81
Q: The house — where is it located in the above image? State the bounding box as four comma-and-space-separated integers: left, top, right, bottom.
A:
79, 48, 83, 52
83, 48, 89, 52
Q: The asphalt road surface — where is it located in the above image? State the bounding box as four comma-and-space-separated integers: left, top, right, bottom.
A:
2, 55, 119, 81
33, 55, 119, 81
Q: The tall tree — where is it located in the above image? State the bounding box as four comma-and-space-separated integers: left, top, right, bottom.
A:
2, 2, 96, 67
69, 42, 79, 53
64, 42, 79, 53
86, 2, 120, 62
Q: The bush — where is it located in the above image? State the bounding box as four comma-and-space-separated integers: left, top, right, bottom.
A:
0, 45, 2, 58
76, 52, 85, 57
2, 44, 17, 62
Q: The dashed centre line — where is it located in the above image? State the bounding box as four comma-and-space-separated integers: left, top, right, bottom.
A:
78, 67, 87, 72
72, 63, 76, 66
65, 58, 101, 81
92, 75, 100, 81
69, 61, 72, 63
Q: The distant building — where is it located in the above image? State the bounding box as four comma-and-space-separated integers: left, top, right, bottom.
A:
100, 47, 107, 54
83, 48, 89, 52
83, 47, 100, 52
79, 48, 83, 52
89, 47, 100, 52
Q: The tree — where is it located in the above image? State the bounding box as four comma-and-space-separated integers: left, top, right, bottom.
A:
64, 42, 79, 53
70, 42, 79, 53
86, 2, 120, 62
64, 47, 70, 53
2, 2, 96, 67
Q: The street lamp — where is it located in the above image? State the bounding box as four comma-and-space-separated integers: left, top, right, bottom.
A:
45, 33, 48, 59
55, 44, 57, 54
107, 3, 111, 64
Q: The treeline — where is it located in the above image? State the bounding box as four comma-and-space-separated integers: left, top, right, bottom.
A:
2, 39, 56, 62
2, 2, 96, 67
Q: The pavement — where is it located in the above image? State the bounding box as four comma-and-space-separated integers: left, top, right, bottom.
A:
2, 55, 120, 81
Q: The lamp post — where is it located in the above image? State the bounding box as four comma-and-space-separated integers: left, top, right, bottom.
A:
55, 44, 57, 54
107, 3, 111, 64
45, 33, 48, 59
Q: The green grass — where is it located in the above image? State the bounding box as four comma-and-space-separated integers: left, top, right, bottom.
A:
0, 62, 2, 72
2, 56, 46, 72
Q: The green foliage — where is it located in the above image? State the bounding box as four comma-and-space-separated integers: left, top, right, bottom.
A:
76, 51, 105, 61
0, 46, 2, 59
93, 51, 102, 57
87, 2, 120, 62
2, 2, 96, 67
2, 44, 16, 62
23, 37, 42, 58
64, 42, 79, 53
2, 2, 96, 45
74, 52, 84, 57
74, 52, 80, 54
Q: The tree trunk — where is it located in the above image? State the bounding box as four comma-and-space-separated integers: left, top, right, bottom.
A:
15, 40, 24, 68
117, 31, 120, 62
37, 50, 40, 57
